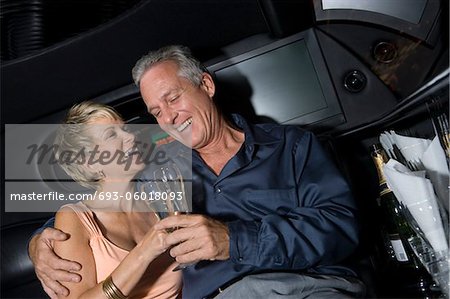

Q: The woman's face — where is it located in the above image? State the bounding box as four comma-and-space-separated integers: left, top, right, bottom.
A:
86, 117, 144, 182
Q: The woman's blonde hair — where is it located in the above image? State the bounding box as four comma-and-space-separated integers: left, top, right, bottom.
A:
54, 101, 122, 189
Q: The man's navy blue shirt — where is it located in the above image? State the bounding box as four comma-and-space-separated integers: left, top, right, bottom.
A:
162, 115, 360, 298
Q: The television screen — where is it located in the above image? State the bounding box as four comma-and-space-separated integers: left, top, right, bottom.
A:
207, 28, 345, 130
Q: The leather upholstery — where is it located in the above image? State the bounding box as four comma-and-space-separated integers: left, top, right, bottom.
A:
1, 219, 48, 298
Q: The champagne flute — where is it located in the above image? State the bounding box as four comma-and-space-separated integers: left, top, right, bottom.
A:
144, 163, 193, 271
153, 163, 190, 216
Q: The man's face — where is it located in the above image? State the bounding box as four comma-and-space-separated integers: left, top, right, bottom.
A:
139, 61, 217, 150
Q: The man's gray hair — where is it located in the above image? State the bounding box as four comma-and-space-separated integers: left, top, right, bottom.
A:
132, 45, 204, 87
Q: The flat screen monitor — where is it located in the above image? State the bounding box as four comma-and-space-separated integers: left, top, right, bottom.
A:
207, 28, 345, 131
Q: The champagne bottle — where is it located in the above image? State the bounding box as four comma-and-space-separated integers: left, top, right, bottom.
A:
370, 144, 441, 298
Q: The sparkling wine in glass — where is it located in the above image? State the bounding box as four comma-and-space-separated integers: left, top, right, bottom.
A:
149, 163, 192, 271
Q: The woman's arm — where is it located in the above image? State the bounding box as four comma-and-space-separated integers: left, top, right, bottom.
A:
54, 208, 168, 299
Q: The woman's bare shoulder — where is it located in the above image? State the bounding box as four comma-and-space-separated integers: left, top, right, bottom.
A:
55, 204, 90, 241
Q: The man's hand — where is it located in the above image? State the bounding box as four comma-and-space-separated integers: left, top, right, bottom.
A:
29, 228, 82, 298
154, 214, 230, 264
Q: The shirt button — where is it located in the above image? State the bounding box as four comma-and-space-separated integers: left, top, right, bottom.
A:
238, 257, 243, 262
215, 187, 221, 193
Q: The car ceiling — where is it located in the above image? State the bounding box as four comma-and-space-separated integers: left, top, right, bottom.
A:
2, 0, 315, 124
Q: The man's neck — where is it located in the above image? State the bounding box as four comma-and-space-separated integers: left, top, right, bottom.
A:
197, 116, 245, 175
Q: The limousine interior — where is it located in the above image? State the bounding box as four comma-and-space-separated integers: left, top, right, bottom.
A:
1, 0, 449, 298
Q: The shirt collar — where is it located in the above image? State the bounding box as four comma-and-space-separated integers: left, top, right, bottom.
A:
191, 114, 280, 166
231, 114, 280, 146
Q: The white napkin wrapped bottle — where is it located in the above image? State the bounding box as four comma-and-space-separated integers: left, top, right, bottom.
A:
383, 159, 448, 253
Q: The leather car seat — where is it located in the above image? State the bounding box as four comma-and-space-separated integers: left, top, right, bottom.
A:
1, 219, 48, 298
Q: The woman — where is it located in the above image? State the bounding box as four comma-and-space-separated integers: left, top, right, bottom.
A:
53, 101, 182, 299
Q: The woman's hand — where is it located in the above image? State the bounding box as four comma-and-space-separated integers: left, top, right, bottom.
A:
140, 226, 170, 259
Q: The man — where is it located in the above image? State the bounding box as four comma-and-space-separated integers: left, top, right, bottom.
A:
29, 45, 365, 298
